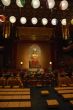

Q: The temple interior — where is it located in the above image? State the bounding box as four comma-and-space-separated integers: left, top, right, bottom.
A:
0, 0, 73, 110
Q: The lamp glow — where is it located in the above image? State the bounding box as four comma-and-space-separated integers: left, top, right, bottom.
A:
49, 61, 52, 65
20, 17, 27, 24
1, 0, 11, 6
20, 61, 23, 65
41, 18, 48, 25
47, 0, 55, 9
31, 0, 40, 9
9, 16, 16, 23
31, 17, 38, 25
60, 0, 68, 10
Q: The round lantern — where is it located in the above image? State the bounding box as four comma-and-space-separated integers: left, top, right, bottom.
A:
31, 0, 40, 9
47, 0, 55, 9
31, 17, 38, 25
41, 18, 48, 25
60, 0, 68, 10
1, 0, 11, 6
16, 0, 25, 7
20, 17, 27, 24
51, 18, 58, 25
61, 19, 67, 25
9, 16, 16, 23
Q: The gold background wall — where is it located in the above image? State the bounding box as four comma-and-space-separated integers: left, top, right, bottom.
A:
16, 41, 51, 69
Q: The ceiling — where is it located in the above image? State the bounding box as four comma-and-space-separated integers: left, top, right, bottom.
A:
0, 0, 73, 25
17, 27, 53, 41
0, 0, 73, 41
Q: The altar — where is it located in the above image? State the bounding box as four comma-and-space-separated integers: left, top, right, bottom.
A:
28, 68, 44, 75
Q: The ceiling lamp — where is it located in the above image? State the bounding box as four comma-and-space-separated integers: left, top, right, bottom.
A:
20, 17, 27, 24
60, 0, 68, 10
31, 17, 38, 25
9, 16, 16, 23
71, 19, 73, 25
31, 0, 40, 9
61, 19, 67, 25
47, 0, 55, 9
41, 18, 48, 25
16, 0, 25, 7
51, 18, 58, 25
1, 0, 11, 6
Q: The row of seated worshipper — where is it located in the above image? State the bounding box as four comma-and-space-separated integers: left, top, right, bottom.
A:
0, 69, 19, 79
54, 68, 73, 87
0, 74, 23, 88
58, 75, 73, 87
21, 71, 55, 80
21, 72, 56, 86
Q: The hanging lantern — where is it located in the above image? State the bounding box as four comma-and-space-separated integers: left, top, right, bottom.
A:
16, 0, 25, 7
9, 16, 16, 23
71, 19, 73, 25
61, 19, 67, 25
31, 17, 38, 25
20, 17, 27, 24
51, 18, 58, 25
60, 0, 68, 10
1, 0, 11, 6
41, 18, 48, 25
47, 0, 55, 9
31, 0, 40, 9
0, 15, 6, 22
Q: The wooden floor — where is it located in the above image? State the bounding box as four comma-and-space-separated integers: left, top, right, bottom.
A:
0, 86, 73, 110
